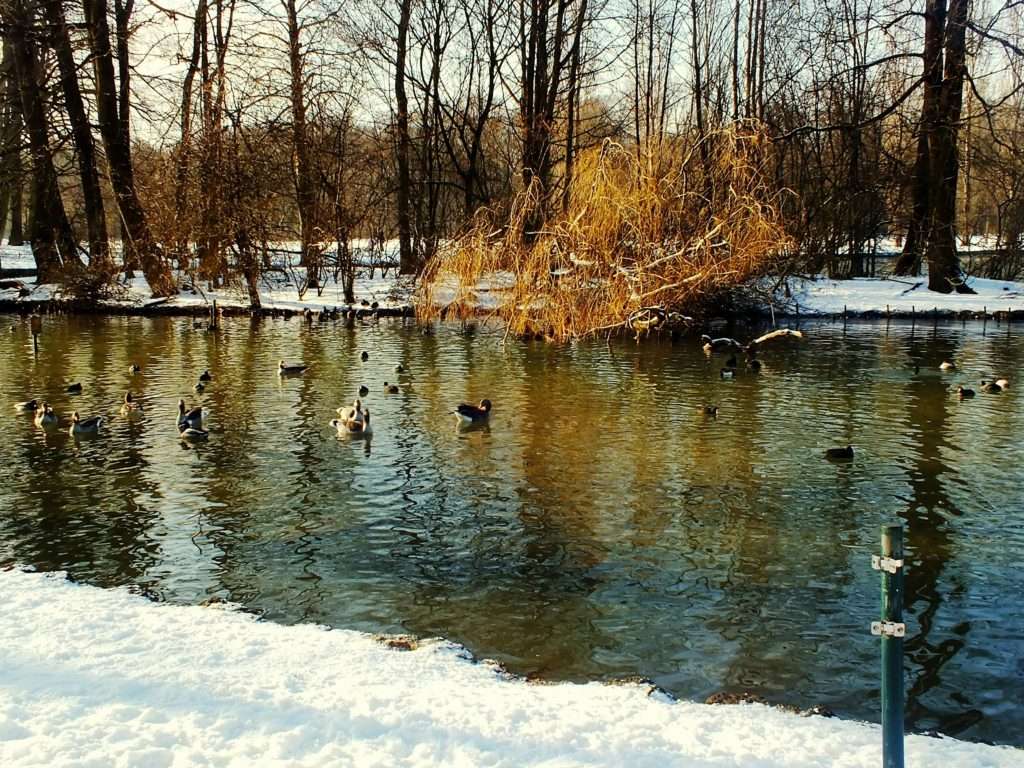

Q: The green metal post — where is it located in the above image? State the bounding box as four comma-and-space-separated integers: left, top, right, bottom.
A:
880, 524, 905, 768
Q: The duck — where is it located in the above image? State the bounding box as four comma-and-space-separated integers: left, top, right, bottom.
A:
384, 382, 400, 394
957, 386, 975, 399
825, 445, 854, 460
361, 351, 369, 362
129, 363, 142, 374
66, 382, 83, 394
702, 406, 719, 417
337, 399, 364, 424
120, 391, 143, 414
34, 402, 57, 428
394, 364, 405, 374
358, 385, 369, 397
455, 399, 492, 425
720, 368, 735, 380
980, 380, 1003, 393
198, 370, 212, 382
194, 381, 205, 393
14, 398, 38, 412
279, 360, 309, 375
331, 406, 372, 436
179, 424, 209, 441
995, 378, 1010, 389
939, 361, 957, 371
69, 411, 103, 436
177, 399, 204, 430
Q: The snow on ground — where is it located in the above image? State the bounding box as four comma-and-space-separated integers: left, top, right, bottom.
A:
0, 569, 1018, 768
787, 276, 1024, 316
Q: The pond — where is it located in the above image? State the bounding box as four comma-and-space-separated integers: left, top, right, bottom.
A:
1, 313, 1022, 747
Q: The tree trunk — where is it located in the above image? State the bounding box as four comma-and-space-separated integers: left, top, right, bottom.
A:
395, 0, 416, 274
84, 0, 175, 295
7, 0, 80, 280
174, 0, 205, 264
1, 40, 25, 247
284, 0, 318, 276
46, 0, 112, 275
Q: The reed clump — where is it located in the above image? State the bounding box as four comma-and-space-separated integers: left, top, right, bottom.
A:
418, 125, 790, 341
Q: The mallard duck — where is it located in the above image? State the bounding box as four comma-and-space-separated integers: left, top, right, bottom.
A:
129, 363, 142, 374
120, 391, 143, 414
358, 385, 369, 397
702, 405, 719, 417
995, 378, 1010, 389
198, 370, 212, 382
66, 382, 83, 394
384, 382, 400, 394
825, 445, 854, 460
957, 386, 975, 399
361, 351, 369, 362
177, 399, 204, 430
179, 424, 209, 441
278, 360, 309, 375
69, 411, 103, 435
194, 381, 205, 393
980, 380, 1003, 393
939, 361, 957, 371
455, 399, 492, 424
14, 398, 38, 412
34, 402, 57, 428
720, 368, 735, 380
330, 406, 372, 436
394, 364, 405, 373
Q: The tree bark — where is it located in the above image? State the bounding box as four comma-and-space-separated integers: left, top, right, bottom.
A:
84, 0, 176, 295
284, 0, 318, 277
174, 0, 205, 263
46, 0, 112, 275
395, 0, 416, 274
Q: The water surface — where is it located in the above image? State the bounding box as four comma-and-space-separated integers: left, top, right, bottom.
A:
1, 313, 1022, 746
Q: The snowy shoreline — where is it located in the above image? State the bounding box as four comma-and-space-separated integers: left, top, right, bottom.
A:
0, 569, 1019, 767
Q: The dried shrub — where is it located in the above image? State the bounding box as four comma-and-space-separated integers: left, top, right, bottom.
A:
417, 125, 791, 340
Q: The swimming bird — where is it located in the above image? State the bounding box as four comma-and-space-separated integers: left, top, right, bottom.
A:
14, 398, 38, 412
177, 399, 204, 430
331, 406, 372, 436
384, 382, 400, 394
980, 380, 1003, 393
394, 364, 405, 373
361, 351, 369, 362
34, 403, 57, 428
179, 425, 209, 441
957, 386, 975, 399
66, 382, 83, 394
825, 445, 854, 460
69, 411, 103, 436
702, 406, 719, 417
120, 391, 143, 414
199, 370, 212, 382
995, 378, 1010, 389
939, 361, 957, 371
194, 381, 206, 394
720, 368, 735, 380
129, 363, 142, 374
279, 360, 309, 375
337, 399, 364, 424
455, 399, 492, 425
358, 385, 369, 397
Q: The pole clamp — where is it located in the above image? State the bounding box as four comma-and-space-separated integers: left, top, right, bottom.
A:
872, 555, 904, 574
871, 621, 906, 638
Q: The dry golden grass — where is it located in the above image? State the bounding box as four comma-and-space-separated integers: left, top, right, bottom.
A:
417, 125, 790, 341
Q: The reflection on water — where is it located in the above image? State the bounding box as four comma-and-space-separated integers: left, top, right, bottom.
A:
1, 313, 1023, 746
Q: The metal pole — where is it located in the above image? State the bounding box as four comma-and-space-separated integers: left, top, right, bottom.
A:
874, 524, 905, 768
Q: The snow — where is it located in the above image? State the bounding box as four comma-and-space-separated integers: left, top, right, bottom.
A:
786, 276, 1024, 316
0, 569, 1019, 768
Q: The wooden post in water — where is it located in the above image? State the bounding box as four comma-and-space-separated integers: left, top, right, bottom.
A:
29, 314, 41, 356
873, 524, 905, 768
983, 306, 987, 336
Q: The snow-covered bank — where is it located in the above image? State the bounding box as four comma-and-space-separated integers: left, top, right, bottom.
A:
0, 570, 1018, 767
787, 276, 1024, 317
